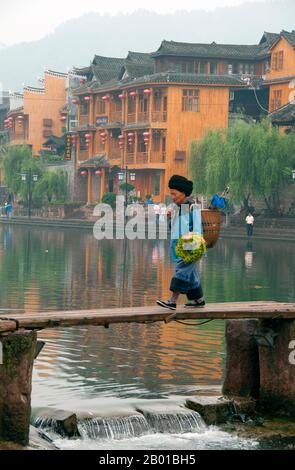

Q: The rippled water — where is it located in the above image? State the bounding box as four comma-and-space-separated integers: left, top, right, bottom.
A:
0, 224, 294, 449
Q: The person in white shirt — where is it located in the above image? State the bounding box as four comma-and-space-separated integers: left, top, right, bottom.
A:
245, 213, 254, 236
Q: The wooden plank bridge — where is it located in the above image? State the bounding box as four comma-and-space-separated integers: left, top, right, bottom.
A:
1, 301, 295, 333
0, 300, 294, 447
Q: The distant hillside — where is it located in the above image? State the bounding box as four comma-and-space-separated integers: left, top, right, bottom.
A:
0, 0, 294, 91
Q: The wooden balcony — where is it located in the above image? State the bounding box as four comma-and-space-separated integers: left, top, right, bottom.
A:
151, 111, 167, 123
150, 151, 166, 163
127, 113, 136, 124
109, 143, 122, 160
136, 152, 149, 164
126, 153, 135, 164
109, 110, 123, 123
79, 115, 90, 127
138, 112, 149, 123
78, 149, 89, 161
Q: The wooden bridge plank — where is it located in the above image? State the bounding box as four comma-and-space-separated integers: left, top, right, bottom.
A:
1, 302, 295, 333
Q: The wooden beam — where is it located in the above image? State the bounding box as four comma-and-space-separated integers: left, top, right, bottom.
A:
1, 302, 295, 333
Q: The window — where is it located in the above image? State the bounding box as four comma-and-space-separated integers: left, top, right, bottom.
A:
153, 91, 162, 111
139, 95, 148, 113
271, 90, 282, 111
153, 174, 161, 196
43, 118, 53, 127
209, 62, 217, 74
97, 98, 105, 114
80, 134, 87, 150
278, 51, 284, 70
80, 102, 89, 116
182, 89, 199, 112
237, 63, 255, 75
152, 131, 161, 152
272, 51, 284, 71
137, 134, 146, 153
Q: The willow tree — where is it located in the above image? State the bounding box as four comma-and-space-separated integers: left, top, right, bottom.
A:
189, 130, 228, 195
189, 119, 295, 213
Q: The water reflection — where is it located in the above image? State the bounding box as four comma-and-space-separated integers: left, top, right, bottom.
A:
0, 225, 294, 407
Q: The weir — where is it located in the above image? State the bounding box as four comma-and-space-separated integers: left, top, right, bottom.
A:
0, 300, 294, 446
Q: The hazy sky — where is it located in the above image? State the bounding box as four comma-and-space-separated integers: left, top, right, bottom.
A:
1, 0, 266, 46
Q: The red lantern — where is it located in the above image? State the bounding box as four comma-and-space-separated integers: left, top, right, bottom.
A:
85, 133, 91, 138
72, 98, 79, 105
80, 170, 88, 176
143, 132, 150, 137
17, 115, 24, 120
102, 95, 110, 101
100, 132, 107, 137
129, 91, 138, 97
95, 170, 103, 176
118, 93, 126, 100
118, 134, 124, 139
127, 132, 134, 137
143, 89, 152, 95
60, 116, 66, 121
79, 78, 85, 85
84, 96, 90, 101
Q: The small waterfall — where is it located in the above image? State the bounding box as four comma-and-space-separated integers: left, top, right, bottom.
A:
77, 410, 206, 440
78, 415, 151, 440
140, 410, 206, 434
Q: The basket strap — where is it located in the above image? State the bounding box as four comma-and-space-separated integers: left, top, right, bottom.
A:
190, 204, 203, 235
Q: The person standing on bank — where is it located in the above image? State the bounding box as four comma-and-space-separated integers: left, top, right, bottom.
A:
156, 175, 205, 311
245, 212, 254, 237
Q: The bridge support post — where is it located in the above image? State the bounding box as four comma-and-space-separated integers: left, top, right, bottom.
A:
0, 330, 36, 446
222, 320, 260, 398
258, 319, 295, 416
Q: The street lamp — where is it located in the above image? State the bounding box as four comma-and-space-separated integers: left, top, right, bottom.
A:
21, 169, 39, 218
292, 170, 295, 180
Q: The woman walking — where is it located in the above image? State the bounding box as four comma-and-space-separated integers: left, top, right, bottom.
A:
156, 175, 205, 311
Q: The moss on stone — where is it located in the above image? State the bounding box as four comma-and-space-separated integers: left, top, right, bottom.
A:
3, 333, 35, 379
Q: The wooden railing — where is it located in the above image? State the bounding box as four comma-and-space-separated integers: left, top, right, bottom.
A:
138, 112, 149, 123
127, 113, 136, 124
78, 149, 89, 160
109, 111, 122, 122
150, 151, 166, 163
151, 111, 167, 122
136, 152, 149, 164
126, 153, 135, 164
79, 115, 90, 126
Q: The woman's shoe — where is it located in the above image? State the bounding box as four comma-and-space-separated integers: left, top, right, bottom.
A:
184, 299, 206, 308
156, 300, 177, 310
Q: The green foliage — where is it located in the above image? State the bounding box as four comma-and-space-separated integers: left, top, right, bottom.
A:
41, 154, 65, 163
101, 192, 117, 208
33, 170, 68, 203
119, 182, 135, 193
189, 120, 295, 214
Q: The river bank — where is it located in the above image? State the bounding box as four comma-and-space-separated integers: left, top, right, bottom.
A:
0, 215, 294, 242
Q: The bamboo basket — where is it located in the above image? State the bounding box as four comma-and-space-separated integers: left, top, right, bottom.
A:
201, 209, 221, 248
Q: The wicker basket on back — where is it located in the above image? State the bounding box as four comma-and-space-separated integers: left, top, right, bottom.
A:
201, 209, 221, 248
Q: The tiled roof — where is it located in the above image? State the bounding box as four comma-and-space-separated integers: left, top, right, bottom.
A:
281, 30, 295, 47
270, 102, 295, 124
89, 72, 246, 94
122, 72, 246, 87
92, 55, 126, 70
43, 135, 65, 147
152, 40, 270, 60
262, 74, 295, 85
126, 51, 154, 64
119, 63, 154, 80
259, 32, 280, 47
92, 66, 122, 84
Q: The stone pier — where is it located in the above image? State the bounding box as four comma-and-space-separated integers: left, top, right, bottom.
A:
223, 319, 295, 417
0, 330, 36, 446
